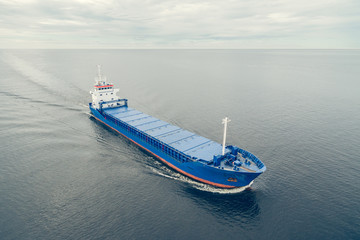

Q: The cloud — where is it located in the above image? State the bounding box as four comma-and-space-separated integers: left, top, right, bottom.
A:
0, 0, 359, 48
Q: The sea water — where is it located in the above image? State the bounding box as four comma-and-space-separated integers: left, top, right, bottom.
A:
0, 49, 359, 239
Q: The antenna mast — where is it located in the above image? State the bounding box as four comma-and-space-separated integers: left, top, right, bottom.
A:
97, 64, 102, 83
222, 117, 231, 155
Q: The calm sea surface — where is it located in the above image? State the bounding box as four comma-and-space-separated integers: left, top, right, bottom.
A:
0, 49, 359, 240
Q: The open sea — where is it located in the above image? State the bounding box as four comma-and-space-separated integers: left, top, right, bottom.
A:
0, 49, 359, 240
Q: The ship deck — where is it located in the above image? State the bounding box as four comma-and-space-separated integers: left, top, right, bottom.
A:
104, 106, 229, 162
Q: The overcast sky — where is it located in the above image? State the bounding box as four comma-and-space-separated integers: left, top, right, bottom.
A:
1, 0, 359, 49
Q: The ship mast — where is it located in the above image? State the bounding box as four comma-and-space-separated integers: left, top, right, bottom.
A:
222, 117, 231, 155
97, 64, 102, 81
96, 64, 106, 85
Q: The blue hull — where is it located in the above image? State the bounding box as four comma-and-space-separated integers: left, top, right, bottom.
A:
89, 104, 265, 188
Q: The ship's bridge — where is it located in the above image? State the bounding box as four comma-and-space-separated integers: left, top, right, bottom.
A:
90, 65, 125, 109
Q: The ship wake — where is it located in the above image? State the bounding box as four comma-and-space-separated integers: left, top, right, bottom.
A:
147, 162, 252, 194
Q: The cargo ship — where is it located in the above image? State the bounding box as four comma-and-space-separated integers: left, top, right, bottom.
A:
89, 66, 266, 188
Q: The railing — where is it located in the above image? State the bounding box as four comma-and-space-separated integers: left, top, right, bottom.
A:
228, 146, 265, 170
99, 99, 128, 111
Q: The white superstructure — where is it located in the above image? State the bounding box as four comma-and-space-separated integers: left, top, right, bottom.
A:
90, 65, 120, 109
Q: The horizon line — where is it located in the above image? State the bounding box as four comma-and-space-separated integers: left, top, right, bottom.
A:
1, 48, 359, 50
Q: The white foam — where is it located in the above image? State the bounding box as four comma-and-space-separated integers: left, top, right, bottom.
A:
193, 181, 253, 194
